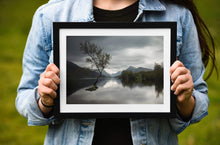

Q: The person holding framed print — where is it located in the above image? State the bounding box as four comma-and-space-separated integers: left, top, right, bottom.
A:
16, 0, 217, 145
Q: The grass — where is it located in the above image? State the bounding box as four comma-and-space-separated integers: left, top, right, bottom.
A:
0, 0, 219, 145
178, 1, 220, 144
178, 50, 220, 145
0, 0, 48, 144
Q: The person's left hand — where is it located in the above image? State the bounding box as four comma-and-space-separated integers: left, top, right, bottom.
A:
170, 60, 195, 119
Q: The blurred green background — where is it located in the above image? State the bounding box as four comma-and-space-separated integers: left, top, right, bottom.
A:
0, 0, 219, 145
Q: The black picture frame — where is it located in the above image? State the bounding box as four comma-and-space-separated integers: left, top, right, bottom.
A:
53, 22, 176, 119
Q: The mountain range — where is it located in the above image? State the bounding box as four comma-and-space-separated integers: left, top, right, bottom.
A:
67, 61, 152, 78
125, 66, 152, 73
110, 66, 152, 77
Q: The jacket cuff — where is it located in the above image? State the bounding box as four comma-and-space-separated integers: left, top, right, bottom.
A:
26, 87, 55, 126
169, 89, 208, 134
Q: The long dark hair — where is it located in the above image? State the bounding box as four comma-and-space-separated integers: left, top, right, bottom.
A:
163, 0, 218, 80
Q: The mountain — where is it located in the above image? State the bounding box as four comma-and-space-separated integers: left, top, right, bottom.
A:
102, 70, 112, 77
111, 71, 122, 77
67, 61, 112, 78
67, 61, 99, 79
126, 66, 136, 71
125, 66, 152, 73
67, 62, 153, 79
109, 66, 152, 77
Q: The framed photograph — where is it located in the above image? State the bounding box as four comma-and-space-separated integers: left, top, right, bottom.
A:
53, 22, 176, 118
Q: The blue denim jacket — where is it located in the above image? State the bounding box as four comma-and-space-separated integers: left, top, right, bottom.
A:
16, 0, 209, 145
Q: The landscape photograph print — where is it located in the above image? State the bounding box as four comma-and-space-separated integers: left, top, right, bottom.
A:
66, 36, 164, 104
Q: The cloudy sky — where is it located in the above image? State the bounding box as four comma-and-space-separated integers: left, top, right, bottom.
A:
67, 36, 163, 74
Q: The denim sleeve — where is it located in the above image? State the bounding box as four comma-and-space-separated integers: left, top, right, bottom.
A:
169, 8, 209, 134
15, 7, 55, 126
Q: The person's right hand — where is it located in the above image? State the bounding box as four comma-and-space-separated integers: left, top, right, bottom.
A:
38, 63, 60, 114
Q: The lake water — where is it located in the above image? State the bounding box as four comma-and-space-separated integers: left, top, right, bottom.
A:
67, 78, 163, 104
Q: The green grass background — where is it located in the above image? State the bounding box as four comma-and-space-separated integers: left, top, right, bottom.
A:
0, 0, 219, 144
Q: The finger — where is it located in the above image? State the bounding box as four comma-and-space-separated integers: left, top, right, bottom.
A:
171, 67, 189, 83
40, 71, 47, 78
38, 84, 57, 99
40, 77, 58, 91
174, 80, 193, 95
171, 74, 188, 91
46, 63, 59, 76
170, 60, 184, 75
45, 71, 60, 85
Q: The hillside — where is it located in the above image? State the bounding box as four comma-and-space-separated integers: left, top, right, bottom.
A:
67, 61, 99, 79
111, 66, 152, 77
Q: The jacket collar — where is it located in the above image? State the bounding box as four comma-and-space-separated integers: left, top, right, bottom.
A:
139, 0, 166, 11
70, 0, 166, 22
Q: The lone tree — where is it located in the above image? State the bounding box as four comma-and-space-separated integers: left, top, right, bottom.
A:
80, 41, 111, 90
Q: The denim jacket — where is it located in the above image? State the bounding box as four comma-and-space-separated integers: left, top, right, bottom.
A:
16, 0, 209, 145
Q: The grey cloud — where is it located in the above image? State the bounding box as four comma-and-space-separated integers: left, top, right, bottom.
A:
67, 36, 163, 73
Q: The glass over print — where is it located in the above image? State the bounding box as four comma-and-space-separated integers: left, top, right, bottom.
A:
53, 22, 176, 118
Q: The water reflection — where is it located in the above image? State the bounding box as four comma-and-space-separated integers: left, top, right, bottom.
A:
67, 78, 163, 104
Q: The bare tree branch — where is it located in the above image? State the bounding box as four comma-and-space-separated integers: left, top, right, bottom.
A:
80, 41, 111, 87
